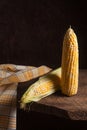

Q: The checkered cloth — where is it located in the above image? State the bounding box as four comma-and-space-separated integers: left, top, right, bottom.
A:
0, 64, 51, 130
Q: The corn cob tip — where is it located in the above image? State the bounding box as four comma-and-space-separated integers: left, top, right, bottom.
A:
20, 102, 26, 110
69, 25, 71, 28
64, 26, 78, 47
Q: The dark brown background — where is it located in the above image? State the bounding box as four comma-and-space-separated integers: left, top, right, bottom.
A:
0, 0, 87, 129
0, 0, 87, 69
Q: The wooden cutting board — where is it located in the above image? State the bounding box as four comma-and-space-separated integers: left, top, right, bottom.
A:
18, 70, 87, 120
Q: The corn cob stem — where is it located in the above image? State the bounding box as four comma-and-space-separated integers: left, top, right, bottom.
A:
61, 27, 79, 96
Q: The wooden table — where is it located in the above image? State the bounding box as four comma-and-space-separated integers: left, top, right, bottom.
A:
18, 70, 87, 120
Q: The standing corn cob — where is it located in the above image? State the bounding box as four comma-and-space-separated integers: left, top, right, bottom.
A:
20, 67, 61, 109
61, 27, 79, 96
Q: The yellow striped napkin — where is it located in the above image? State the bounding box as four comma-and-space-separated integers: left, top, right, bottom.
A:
0, 64, 51, 130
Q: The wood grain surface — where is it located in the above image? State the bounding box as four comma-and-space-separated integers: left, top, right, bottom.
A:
18, 70, 87, 120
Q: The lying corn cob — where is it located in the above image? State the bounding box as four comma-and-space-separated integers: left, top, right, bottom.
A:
20, 67, 61, 109
61, 27, 79, 96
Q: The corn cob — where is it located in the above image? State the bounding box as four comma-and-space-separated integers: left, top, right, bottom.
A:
61, 27, 79, 96
20, 67, 61, 109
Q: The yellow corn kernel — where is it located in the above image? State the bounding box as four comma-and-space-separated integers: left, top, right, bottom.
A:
20, 67, 61, 109
61, 27, 79, 96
